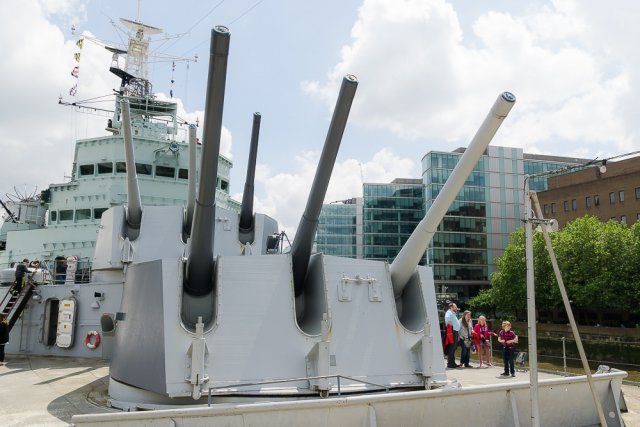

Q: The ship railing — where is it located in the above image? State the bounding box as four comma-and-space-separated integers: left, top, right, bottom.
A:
38, 257, 93, 284
207, 374, 390, 405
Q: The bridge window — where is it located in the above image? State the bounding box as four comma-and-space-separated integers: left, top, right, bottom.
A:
79, 164, 95, 176
59, 210, 73, 221
75, 209, 91, 221
135, 163, 152, 175
156, 166, 175, 178
97, 162, 113, 174
116, 162, 127, 173
94, 208, 108, 219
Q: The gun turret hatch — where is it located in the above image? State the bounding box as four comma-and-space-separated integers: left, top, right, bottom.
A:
389, 92, 516, 297
290, 75, 358, 297
120, 99, 142, 238
238, 112, 262, 244
184, 26, 230, 296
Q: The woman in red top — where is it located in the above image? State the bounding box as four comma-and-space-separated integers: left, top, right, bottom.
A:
473, 315, 497, 368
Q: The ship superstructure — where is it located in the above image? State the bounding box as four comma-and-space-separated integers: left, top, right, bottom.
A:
0, 18, 238, 271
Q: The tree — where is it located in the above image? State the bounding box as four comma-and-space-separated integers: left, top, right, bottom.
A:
471, 216, 640, 324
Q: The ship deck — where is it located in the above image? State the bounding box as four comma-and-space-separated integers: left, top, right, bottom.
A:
1, 355, 638, 426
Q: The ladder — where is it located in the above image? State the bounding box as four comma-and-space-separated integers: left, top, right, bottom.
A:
1, 282, 34, 331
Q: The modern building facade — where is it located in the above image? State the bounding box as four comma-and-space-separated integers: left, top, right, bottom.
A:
422, 147, 587, 299
316, 197, 363, 258
316, 146, 589, 301
536, 155, 640, 227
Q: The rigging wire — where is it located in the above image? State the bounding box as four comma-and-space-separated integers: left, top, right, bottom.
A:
157, 0, 227, 55
227, 0, 266, 26
182, 0, 268, 56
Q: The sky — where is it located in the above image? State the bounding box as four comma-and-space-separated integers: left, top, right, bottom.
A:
1, 0, 639, 236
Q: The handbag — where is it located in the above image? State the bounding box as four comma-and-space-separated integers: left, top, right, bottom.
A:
464, 338, 471, 348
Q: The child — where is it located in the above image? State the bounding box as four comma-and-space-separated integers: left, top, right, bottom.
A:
498, 321, 518, 377
473, 315, 497, 368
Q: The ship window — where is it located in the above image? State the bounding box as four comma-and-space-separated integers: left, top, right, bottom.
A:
97, 162, 113, 174
75, 209, 91, 221
79, 164, 95, 176
50, 211, 57, 222
135, 163, 152, 175
156, 166, 175, 178
94, 208, 108, 219
59, 210, 73, 221
116, 162, 127, 173
178, 168, 188, 179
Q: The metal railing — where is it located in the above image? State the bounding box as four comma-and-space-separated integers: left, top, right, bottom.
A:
207, 374, 390, 406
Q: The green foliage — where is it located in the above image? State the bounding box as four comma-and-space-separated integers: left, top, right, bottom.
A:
470, 216, 640, 320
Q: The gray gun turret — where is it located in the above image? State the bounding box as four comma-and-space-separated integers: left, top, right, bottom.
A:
389, 92, 516, 297
120, 98, 142, 238
184, 26, 230, 297
290, 75, 358, 297
238, 112, 262, 244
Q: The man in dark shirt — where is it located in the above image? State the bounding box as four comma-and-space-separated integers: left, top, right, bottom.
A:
11, 259, 29, 295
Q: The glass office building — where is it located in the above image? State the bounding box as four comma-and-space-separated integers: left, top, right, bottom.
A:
317, 146, 587, 301
316, 198, 362, 258
363, 179, 425, 263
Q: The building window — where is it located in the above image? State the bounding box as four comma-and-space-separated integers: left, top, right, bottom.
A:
586, 196, 592, 208
563, 200, 569, 212
621, 215, 627, 224
50, 211, 57, 222
178, 168, 188, 179
572, 199, 577, 211
544, 204, 549, 215
619, 191, 625, 202
636, 187, 640, 200
610, 216, 617, 221
551, 203, 557, 214
594, 195, 600, 206
609, 192, 615, 204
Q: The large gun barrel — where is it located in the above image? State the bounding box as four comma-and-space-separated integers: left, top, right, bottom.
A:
238, 112, 262, 241
389, 92, 516, 297
121, 99, 142, 231
184, 26, 230, 296
290, 75, 358, 297
185, 124, 198, 235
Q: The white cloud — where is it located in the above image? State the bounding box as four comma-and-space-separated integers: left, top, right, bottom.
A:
249, 148, 416, 237
305, 0, 637, 159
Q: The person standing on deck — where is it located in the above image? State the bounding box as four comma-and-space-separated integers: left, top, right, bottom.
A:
459, 310, 474, 368
499, 321, 518, 377
11, 259, 29, 295
444, 303, 460, 368
0, 313, 9, 365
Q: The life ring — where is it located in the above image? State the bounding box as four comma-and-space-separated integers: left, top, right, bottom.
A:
85, 331, 101, 349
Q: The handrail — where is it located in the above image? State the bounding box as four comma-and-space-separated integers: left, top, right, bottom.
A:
207, 374, 391, 406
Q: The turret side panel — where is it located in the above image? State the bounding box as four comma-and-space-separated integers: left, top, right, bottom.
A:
322, 255, 424, 386
133, 206, 185, 264
205, 254, 309, 385
110, 259, 166, 394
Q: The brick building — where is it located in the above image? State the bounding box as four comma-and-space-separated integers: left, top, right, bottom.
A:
536, 156, 640, 227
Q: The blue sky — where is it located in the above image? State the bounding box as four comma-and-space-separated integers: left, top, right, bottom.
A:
1, 0, 639, 234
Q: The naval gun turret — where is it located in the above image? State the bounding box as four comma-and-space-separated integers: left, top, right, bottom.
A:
100, 25, 515, 409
